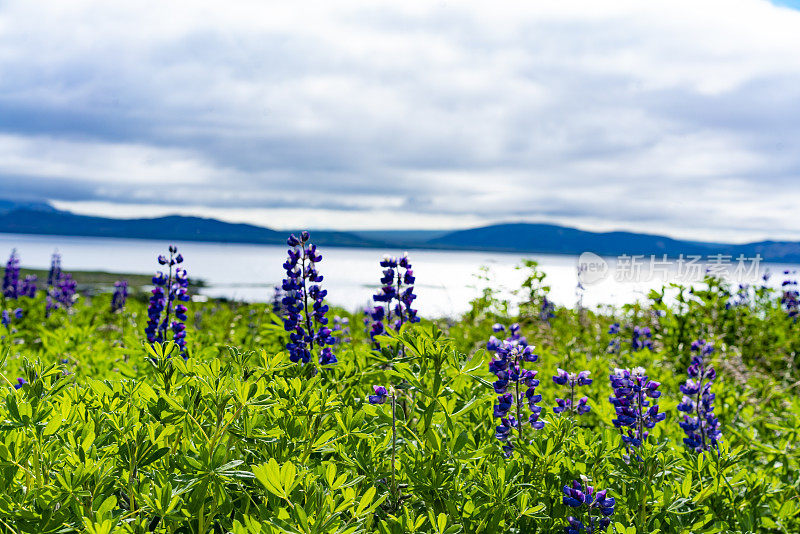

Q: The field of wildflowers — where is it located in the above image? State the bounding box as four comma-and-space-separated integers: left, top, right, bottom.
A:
1, 234, 799, 533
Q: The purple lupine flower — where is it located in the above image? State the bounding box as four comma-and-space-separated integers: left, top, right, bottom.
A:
609, 367, 666, 449
608, 323, 653, 353
728, 283, 749, 309
2, 249, 20, 299
781, 270, 799, 318
607, 322, 621, 353
540, 296, 556, 323
677, 339, 721, 452
145, 246, 190, 356
271, 285, 285, 315
368, 385, 388, 404
552, 369, 592, 416
1, 307, 23, 329
281, 232, 336, 366
44, 252, 78, 315
562, 480, 615, 533
333, 315, 351, 344
53, 274, 77, 307
111, 280, 128, 313
20, 275, 37, 298
487, 324, 542, 456
631, 326, 653, 351
47, 252, 62, 287
13, 378, 26, 390
369, 252, 420, 348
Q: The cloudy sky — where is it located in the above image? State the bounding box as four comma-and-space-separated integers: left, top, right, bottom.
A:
2, 0, 800, 242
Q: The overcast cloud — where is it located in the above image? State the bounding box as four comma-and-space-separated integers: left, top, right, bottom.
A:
2, 0, 800, 242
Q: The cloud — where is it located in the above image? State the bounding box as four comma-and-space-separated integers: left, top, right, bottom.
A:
1, 0, 800, 241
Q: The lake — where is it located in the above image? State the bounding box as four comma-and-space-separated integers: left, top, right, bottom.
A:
0, 233, 794, 317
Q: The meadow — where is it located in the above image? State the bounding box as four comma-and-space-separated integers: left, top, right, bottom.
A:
0, 233, 799, 534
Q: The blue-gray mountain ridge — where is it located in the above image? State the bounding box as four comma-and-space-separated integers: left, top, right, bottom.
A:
1, 200, 799, 263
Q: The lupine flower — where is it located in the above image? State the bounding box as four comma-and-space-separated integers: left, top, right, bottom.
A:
487, 323, 543, 456
609, 367, 666, 448
368, 253, 420, 348
333, 315, 351, 344
368, 385, 388, 404
280, 232, 337, 366
2, 250, 20, 299
47, 273, 77, 314
111, 280, 128, 313
1, 310, 8, 328
271, 285, 285, 315
607, 322, 620, 353
562, 480, 615, 533
44, 252, 78, 315
20, 275, 37, 298
727, 283, 750, 309
631, 326, 653, 351
677, 339, 721, 452
145, 246, 190, 356
13, 378, 26, 390
540, 296, 556, 323
553, 369, 592, 416
781, 270, 799, 318
47, 252, 62, 287
608, 323, 653, 353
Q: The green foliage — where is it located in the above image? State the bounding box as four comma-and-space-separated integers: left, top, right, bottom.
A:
0, 269, 797, 533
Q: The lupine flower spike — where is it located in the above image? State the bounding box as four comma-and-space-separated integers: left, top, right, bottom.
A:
677, 339, 721, 452
607, 322, 620, 353
562, 480, 615, 533
145, 246, 190, 357
540, 296, 556, 323
368, 253, 420, 347
333, 315, 351, 344
781, 270, 799, 318
271, 285, 285, 315
553, 369, 592, 416
111, 280, 128, 313
280, 232, 337, 365
47, 252, 62, 287
20, 275, 37, 298
609, 367, 666, 449
43, 252, 77, 315
487, 323, 543, 456
631, 326, 653, 351
2, 250, 20, 299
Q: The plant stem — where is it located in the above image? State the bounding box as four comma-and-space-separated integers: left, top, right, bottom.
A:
300, 247, 314, 354
696, 360, 707, 450
391, 391, 398, 507
160, 250, 175, 345
569, 381, 575, 418
515, 355, 522, 442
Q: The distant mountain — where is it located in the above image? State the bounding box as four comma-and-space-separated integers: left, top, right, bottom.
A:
0, 207, 383, 248
428, 223, 800, 263
1, 199, 799, 263
0, 199, 57, 214
427, 223, 719, 256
